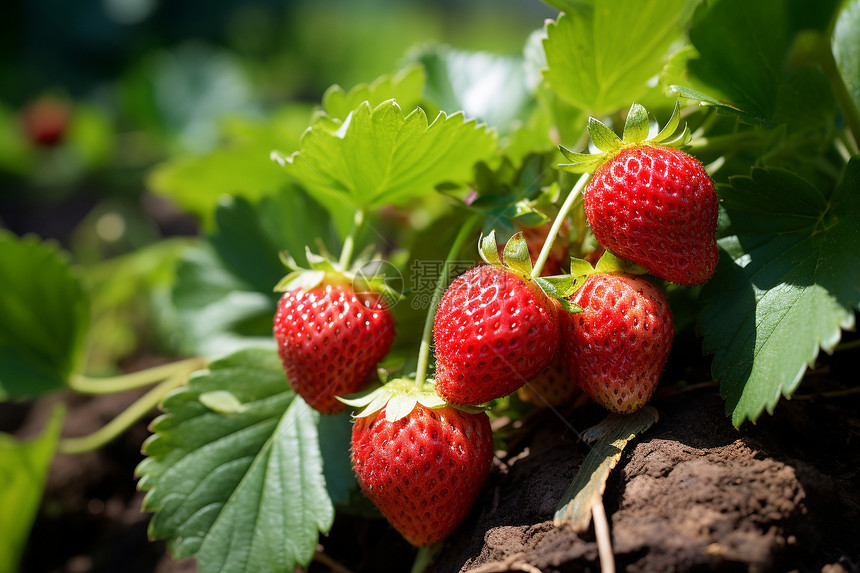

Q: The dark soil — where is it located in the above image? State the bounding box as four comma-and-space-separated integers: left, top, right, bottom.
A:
8, 347, 860, 573
429, 377, 860, 573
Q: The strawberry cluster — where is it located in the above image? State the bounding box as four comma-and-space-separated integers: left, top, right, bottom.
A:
271, 102, 717, 550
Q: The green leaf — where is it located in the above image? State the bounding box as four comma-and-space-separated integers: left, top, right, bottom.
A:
277, 100, 497, 228
0, 406, 63, 573
833, 0, 860, 119
542, 1, 686, 116
322, 64, 425, 122
409, 45, 533, 134
554, 407, 658, 531
0, 233, 89, 399
698, 160, 860, 427
667, 85, 766, 124
138, 349, 334, 573
479, 231, 503, 267
169, 189, 336, 356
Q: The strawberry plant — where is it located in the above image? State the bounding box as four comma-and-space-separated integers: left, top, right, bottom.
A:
2, 0, 860, 571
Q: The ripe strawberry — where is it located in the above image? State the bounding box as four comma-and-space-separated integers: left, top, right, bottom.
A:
585, 145, 718, 286
517, 358, 581, 408
351, 402, 494, 546
274, 282, 394, 414
434, 264, 561, 405
560, 102, 718, 286
561, 273, 673, 414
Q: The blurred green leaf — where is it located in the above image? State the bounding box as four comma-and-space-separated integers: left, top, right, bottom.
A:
322, 64, 425, 122
148, 146, 288, 230
67, 105, 114, 169
275, 100, 497, 235
138, 349, 334, 573
0, 406, 63, 573
542, 0, 686, 116
0, 233, 89, 399
699, 159, 860, 427
833, 0, 860, 119
409, 45, 532, 133
169, 189, 336, 357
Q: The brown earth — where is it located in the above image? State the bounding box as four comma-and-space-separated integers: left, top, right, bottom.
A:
9, 346, 860, 573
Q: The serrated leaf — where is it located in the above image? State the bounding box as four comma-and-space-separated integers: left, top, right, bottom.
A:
502, 232, 533, 275
543, 1, 686, 116
0, 233, 89, 399
278, 100, 497, 228
622, 103, 650, 143
833, 0, 860, 119
0, 406, 63, 573
138, 349, 334, 573
555, 407, 658, 531
321, 63, 425, 121
698, 160, 860, 427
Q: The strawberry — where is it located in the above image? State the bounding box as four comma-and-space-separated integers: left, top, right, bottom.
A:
560, 272, 673, 414
349, 392, 493, 547
20, 97, 70, 147
517, 358, 581, 408
434, 263, 561, 405
560, 102, 719, 286
274, 283, 394, 414
273, 249, 397, 414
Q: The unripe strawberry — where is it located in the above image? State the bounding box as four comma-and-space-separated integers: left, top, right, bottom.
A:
561, 273, 673, 414
351, 401, 493, 546
274, 282, 394, 414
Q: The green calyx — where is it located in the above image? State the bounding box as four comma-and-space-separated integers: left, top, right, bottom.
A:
478, 230, 582, 314
559, 101, 693, 174
338, 376, 486, 423
273, 246, 401, 304
567, 250, 650, 297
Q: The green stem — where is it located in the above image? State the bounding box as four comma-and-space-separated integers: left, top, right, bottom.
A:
413, 214, 481, 388
818, 37, 860, 154
58, 371, 190, 455
68, 357, 206, 395
338, 209, 365, 269
531, 172, 592, 278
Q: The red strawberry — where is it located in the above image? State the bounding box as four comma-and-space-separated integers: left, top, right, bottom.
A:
561, 273, 673, 414
274, 282, 394, 414
585, 145, 718, 286
517, 358, 581, 408
434, 265, 560, 405
20, 97, 70, 147
351, 402, 494, 546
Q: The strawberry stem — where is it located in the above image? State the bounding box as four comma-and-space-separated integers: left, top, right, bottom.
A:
58, 369, 191, 454
531, 172, 592, 278
68, 357, 206, 395
413, 214, 481, 389
338, 209, 365, 269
